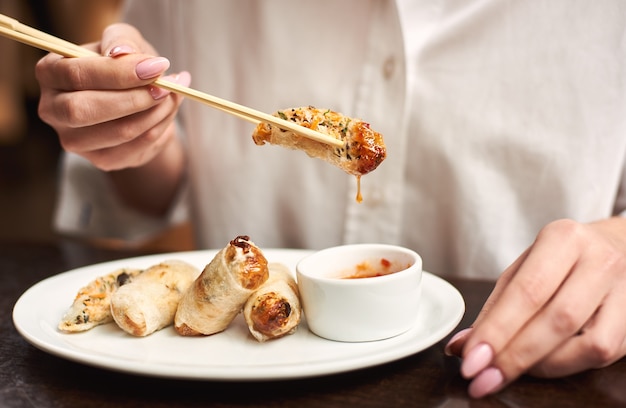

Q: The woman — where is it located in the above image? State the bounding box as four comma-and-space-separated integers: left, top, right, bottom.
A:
36, 0, 626, 398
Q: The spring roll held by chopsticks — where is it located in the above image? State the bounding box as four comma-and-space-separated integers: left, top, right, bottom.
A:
251, 106, 387, 177
243, 263, 302, 342
252, 106, 386, 203
110, 260, 200, 337
175, 235, 269, 336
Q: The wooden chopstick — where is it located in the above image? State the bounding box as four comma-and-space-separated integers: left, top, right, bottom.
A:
0, 14, 344, 148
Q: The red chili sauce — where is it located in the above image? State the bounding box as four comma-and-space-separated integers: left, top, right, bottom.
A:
341, 258, 412, 279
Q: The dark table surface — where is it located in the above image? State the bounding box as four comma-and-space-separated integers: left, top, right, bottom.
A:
1, 239, 625, 408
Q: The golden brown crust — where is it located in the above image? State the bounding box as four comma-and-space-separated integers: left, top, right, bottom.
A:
243, 263, 302, 342
251, 106, 386, 176
174, 322, 202, 336
249, 293, 291, 334
225, 235, 269, 289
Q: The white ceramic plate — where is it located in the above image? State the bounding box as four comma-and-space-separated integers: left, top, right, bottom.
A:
13, 249, 465, 381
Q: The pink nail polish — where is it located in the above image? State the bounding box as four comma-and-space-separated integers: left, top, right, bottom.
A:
461, 343, 493, 378
147, 72, 191, 100
160, 71, 191, 85
108, 45, 135, 57
136, 57, 170, 80
444, 328, 472, 356
148, 85, 169, 100
176, 71, 192, 87
468, 367, 504, 398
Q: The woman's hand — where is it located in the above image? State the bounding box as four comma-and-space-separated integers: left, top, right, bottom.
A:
36, 23, 192, 215
445, 218, 626, 398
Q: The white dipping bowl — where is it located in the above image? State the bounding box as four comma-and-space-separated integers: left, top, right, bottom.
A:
296, 244, 422, 342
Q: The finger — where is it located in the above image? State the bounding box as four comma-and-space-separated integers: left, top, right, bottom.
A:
486, 255, 608, 386
528, 286, 626, 378
83, 107, 180, 171
461, 220, 582, 370
60, 72, 189, 159
42, 86, 162, 128
444, 249, 529, 357
35, 22, 164, 91
41, 71, 188, 129
36, 53, 170, 92
59, 90, 182, 154
472, 247, 531, 327
490, 224, 626, 382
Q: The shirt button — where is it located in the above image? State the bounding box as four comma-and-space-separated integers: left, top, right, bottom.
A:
382, 56, 395, 79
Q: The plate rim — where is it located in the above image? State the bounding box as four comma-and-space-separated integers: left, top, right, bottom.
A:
12, 249, 465, 381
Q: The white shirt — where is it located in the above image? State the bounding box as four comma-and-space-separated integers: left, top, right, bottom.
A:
55, 0, 626, 279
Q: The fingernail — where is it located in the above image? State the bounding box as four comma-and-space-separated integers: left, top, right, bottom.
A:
148, 72, 191, 100
176, 71, 191, 87
136, 57, 170, 80
163, 71, 191, 87
444, 328, 472, 356
461, 343, 493, 378
108, 45, 135, 57
148, 85, 169, 100
468, 367, 504, 398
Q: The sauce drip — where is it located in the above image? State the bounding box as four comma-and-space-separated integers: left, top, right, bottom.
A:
355, 176, 362, 203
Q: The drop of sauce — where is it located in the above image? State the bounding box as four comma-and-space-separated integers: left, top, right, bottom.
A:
355, 176, 362, 203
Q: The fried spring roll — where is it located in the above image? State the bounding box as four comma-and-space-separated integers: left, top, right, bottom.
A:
110, 260, 200, 337
251, 106, 387, 177
58, 268, 142, 333
243, 263, 302, 342
174, 235, 269, 336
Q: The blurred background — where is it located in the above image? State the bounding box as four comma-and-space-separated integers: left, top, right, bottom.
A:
0, 0, 122, 243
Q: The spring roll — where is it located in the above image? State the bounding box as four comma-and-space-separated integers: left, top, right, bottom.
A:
110, 260, 200, 337
58, 267, 143, 333
175, 235, 269, 336
243, 263, 302, 342
251, 106, 387, 177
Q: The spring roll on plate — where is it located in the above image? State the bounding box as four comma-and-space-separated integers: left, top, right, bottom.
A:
58, 267, 142, 333
110, 260, 200, 337
243, 262, 302, 342
175, 235, 269, 336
